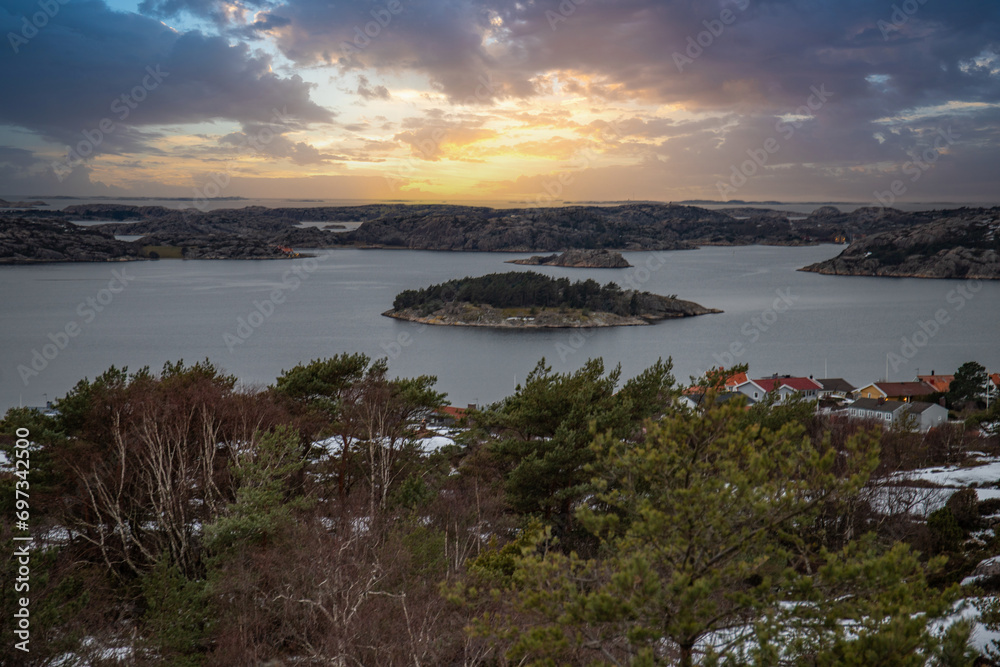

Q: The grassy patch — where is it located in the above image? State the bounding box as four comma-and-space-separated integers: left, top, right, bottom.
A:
142, 245, 184, 259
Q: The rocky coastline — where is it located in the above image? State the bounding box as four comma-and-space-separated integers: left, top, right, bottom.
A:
507, 249, 632, 268
800, 212, 1000, 280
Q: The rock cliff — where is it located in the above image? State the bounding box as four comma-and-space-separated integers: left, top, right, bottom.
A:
800, 210, 1000, 279
507, 249, 632, 268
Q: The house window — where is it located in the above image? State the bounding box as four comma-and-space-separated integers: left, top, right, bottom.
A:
754, 392, 759, 398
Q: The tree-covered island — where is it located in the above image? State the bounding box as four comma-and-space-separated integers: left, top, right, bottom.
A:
384, 271, 721, 328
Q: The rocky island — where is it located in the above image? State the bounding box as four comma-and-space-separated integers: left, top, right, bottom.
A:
7, 202, 1000, 270
0, 213, 317, 263
800, 210, 1000, 280
0, 217, 145, 264
384, 271, 720, 328
0, 198, 46, 208
507, 249, 632, 268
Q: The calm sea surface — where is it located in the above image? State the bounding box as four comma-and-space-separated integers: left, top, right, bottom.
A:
1, 245, 997, 410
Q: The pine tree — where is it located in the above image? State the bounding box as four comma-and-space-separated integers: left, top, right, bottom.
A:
476, 391, 965, 666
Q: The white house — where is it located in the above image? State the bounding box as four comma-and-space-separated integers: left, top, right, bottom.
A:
846, 398, 947, 432
734, 376, 823, 403
847, 398, 909, 426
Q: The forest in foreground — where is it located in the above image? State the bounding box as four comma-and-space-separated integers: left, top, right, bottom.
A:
3, 356, 1000, 666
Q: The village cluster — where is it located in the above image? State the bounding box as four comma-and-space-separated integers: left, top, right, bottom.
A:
420, 366, 999, 438
680, 369, 1000, 433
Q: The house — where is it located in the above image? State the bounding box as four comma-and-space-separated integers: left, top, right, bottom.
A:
724, 371, 749, 389
25, 400, 59, 418
686, 369, 749, 393
429, 404, 475, 428
846, 398, 948, 432
679, 392, 755, 410
734, 376, 822, 403
854, 381, 935, 403
917, 372, 953, 394
816, 378, 855, 400
847, 398, 909, 426
906, 401, 949, 432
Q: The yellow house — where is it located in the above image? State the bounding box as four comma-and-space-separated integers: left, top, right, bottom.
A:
855, 381, 935, 403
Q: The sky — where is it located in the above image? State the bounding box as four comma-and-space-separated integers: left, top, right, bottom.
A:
0, 0, 998, 203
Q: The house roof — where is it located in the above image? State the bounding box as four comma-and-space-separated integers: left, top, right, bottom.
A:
725, 371, 749, 388
692, 369, 750, 393
870, 382, 935, 397
917, 375, 953, 393
906, 401, 944, 415
751, 376, 823, 392
817, 378, 855, 393
437, 406, 467, 418
851, 397, 907, 413
992, 373, 1000, 388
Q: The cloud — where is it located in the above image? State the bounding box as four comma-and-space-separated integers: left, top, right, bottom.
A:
219, 124, 342, 164
4, 0, 1000, 201
220, 0, 995, 113
0, 0, 333, 159
355, 75, 391, 100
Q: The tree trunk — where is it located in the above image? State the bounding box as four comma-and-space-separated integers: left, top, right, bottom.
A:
680, 643, 694, 667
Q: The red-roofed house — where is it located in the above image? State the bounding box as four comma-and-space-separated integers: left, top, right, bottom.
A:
734, 376, 822, 403
684, 370, 750, 395
430, 404, 475, 427
917, 373, 953, 393
725, 371, 749, 389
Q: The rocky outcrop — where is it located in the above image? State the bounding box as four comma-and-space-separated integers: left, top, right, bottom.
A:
627, 292, 723, 319
507, 249, 632, 268
15, 202, 1000, 261
0, 215, 316, 263
385, 292, 720, 329
0, 198, 46, 208
0, 217, 145, 263
384, 304, 652, 328
800, 211, 1000, 279
136, 235, 311, 260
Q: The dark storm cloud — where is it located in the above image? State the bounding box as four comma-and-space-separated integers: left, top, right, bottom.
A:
0, 0, 332, 158
0, 146, 37, 169
224, 0, 1000, 115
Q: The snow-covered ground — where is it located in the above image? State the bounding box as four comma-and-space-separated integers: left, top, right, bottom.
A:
895, 459, 1000, 489
312, 426, 458, 456
877, 457, 1000, 514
